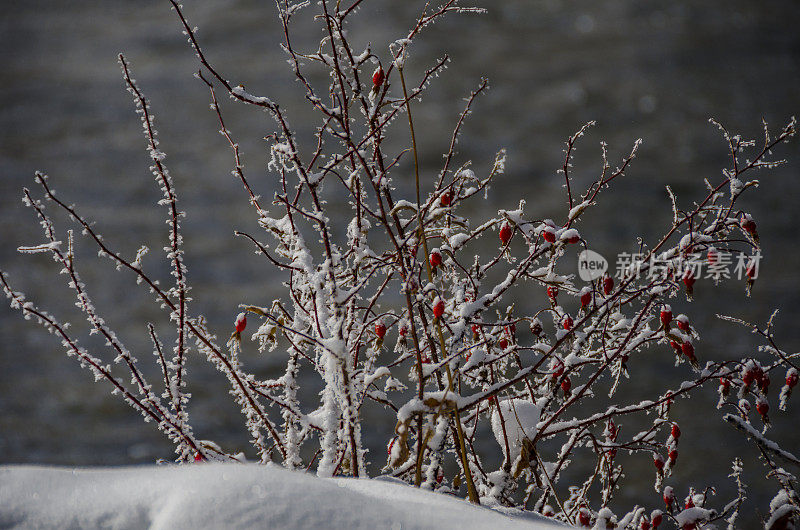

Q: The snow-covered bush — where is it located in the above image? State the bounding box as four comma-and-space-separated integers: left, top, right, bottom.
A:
2, 1, 798, 528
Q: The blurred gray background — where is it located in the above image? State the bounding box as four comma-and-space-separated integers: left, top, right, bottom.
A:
1, 0, 799, 523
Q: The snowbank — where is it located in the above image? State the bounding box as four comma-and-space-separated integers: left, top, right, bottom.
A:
0, 464, 563, 529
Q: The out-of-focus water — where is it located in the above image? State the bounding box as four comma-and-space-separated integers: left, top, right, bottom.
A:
1, 0, 799, 523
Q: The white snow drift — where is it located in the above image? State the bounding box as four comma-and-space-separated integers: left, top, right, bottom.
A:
0, 463, 563, 529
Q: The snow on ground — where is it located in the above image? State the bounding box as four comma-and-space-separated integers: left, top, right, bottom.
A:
0, 463, 564, 529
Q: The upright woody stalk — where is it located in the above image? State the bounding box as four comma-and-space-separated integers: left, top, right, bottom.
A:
398, 65, 480, 503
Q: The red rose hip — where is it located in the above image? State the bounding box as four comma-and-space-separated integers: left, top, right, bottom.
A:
580, 287, 592, 308
651, 511, 663, 528
499, 222, 513, 245
602, 275, 614, 296
740, 214, 758, 241
235, 312, 247, 333
429, 250, 443, 269
578, 508, 591, 527
663, 487, 674, 509
561, 376, 572, 395
372, 66, 385, 87
432, 298, 444, 319
660, 305, 672, 327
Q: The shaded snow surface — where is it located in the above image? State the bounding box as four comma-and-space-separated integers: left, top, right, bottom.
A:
0, 464, 564, 529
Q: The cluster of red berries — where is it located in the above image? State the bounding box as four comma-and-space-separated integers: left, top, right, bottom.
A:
667, 423, 680, 466
639, 510, 663, 529
720, 361, 788, 425
665, 314, 699, 367
742, 362, 769, 393
662, 486, 703, 522
735, 361, 773, 422
669, 339, 697, 367
653, 423, 682, 477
